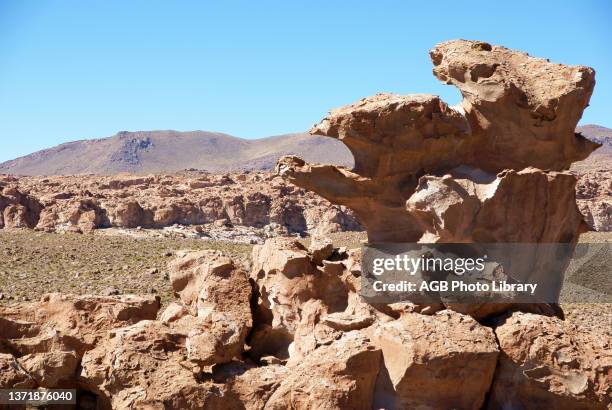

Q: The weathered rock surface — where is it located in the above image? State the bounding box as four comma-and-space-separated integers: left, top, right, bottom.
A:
430, 40, 598, 172
264, 331, 382, 410
0, 172, 361, 237
0, 184, 42, 229
279, 39, 600, 241
369, 310, 499, 410
576, 170, 612, 231
407, 166, 586, 243
489, 312, 611, 409
0, 293, 160, 358
0, 40, 609, 410
0, 238, 609, 409
80, 320, 232, 409
249, 238, 350, 360
168, 249, 253, 366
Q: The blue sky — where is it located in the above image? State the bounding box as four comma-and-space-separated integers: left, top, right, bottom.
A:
0, 1, 610, 162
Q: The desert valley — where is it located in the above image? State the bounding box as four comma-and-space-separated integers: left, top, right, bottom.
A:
0, 40, 610, 409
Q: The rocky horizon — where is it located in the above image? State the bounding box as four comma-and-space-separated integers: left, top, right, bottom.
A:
0, 124, 609, 176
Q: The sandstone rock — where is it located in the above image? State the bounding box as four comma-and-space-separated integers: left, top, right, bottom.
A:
0, 186, 42, 229
431, 40, 598, 172
168, 250, 253, 365
222, 363, 288, 409
18, 350, 79, 388
278, 40, 599, 242
159, 301, 189, 323
80, 320, 235, 410
489, 312, 611, 409
407, 166, 585, 243
0, 293, 160, 357
369, 310, 499, 410
249, 238, 348, 360
112, 200, 146, 228
308, 235, 334, 265
0, 172, 361, 235
576, 170, 612, 231
264, 331, 382, 410
309, 93, 471, 178
0, 353, 36, 388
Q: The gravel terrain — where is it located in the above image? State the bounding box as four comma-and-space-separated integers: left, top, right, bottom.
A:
0, 229, 608, 335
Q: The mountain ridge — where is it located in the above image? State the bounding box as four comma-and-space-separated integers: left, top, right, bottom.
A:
0, 130, 354, 176
1, 125, 610, 176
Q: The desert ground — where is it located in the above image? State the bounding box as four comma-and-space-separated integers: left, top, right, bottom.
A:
1, 229, 609, 336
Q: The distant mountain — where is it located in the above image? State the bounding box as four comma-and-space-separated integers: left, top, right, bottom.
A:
1, 125, 609, 176
0, 131, 354, 176
573, 124, 612, 171
577, 124, 612, 149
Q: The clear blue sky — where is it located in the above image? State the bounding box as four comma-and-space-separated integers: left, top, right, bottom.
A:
0, 1, 610, 162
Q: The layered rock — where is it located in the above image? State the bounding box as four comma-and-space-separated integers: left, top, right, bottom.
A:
0, 172, 361, 237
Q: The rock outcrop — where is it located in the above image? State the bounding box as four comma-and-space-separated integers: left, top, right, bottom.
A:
0, 172, 361, 238
0, 40, 609, 410
369, 311, 499, 409
2, 238, 608, 409
0, 183, 42, 229
489, 312, 611, 409
576, 170, 612, 231
278, 40, 600, 242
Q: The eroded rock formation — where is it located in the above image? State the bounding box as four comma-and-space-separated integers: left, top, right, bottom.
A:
0, 40, 609, 410
1, 237, 609, 409
278, 39, 600, 242
576, 170, 612, 231
0, 172, 361, 239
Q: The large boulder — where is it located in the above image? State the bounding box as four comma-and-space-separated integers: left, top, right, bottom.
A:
167, 250, 253, 366
0, 293, 160, 358
0, 186, 42, 229
277, 39, 597, 244
369, 310, 499, 409
264, 331, 382, 410
249, 238, 349, 360
80, 320, 236, 410
576, 170, 612, 231
489, 312, 611, 409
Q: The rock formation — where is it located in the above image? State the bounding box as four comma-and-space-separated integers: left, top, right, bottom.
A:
1, 236, 609, 409
576, 170, 612, 231
0, 172, 361, 239
0, 169, 609, 237
278, 39, 600, 242
0, 40, 609, 410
